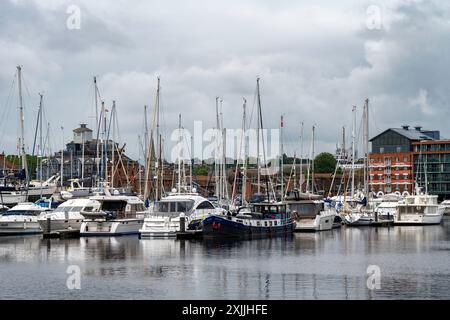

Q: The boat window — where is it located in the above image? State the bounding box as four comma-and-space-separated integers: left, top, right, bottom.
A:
197, 201, 215, 209
84, 206, 94, 212
101, 201, 127, 212
3, 210, 39, 216
54, 207, 71, 213
155, 202, 170, 212
70, 207, 83, 212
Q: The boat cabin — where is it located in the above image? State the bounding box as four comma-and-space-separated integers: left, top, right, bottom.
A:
250, 203, 290, 219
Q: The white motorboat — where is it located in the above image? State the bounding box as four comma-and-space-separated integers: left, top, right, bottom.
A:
344, 211, 375, 226
60, 179, 91, 200
440, 200, 450, 216
0, 202, 48, 235
139, 191, 226, 238
38, 198, 100, 233
374, 193, 402, 224
80, 192, 146, 236
288, 200, 336, 232
0, 191, 27, 207
395, 191, 444, 225
25, 175, 59, 202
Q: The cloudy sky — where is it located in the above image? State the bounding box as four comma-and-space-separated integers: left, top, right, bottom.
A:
0, 0, 449, 162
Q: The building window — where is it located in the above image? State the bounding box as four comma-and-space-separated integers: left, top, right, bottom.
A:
380, 147, 384, 153
396, 147, 401, 153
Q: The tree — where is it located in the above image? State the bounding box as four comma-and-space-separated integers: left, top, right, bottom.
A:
314, 152, 337, 173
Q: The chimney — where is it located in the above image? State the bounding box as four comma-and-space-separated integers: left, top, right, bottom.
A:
401, 125, 410, 130
80, 123, 87, 129
414, 126, 422, 131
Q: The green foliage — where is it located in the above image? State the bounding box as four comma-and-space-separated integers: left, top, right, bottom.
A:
194, 166, 209, 176
314, 152, 337, 173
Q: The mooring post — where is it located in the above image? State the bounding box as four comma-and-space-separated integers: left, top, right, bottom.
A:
179, 213, 185, 233
47, 217, 51, 234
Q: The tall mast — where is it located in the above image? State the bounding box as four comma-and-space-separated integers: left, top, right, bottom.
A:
60, 126, 64, 188
155, 77, 161, 200
38, 93, 43, 198
81, 127, 85, 187
351, 105, 356, 197
214, 96, 220, 200
111, 101, 116, 189
17, 66, 29, 182
242, 98, 247, 205
103, 101, 107, 185
342, 126, 346, 202
256, 78, 261, 195
143, 105, 148, 191
300, 122, 304, 193
280, 115, 284, 202
363, 99, 369, 199
311, 125, 316, 194
178, 114, 182, 192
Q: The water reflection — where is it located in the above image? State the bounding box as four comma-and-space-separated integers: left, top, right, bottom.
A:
0, 218, 448, 299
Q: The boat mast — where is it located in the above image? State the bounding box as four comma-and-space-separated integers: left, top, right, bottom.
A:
111, 101, 116, 189
94, 77, 100, 188
81, 127, 85, 188
256, 78, 261, 195
342, 126, 346, 205
280, 115, 284, 202
300, 122, 304, 193
214, 96, 220, 201
38, 93, 43, 199
60, 126, 64, 188
17, 66, 29, 183
178, 114, 182, 193
143, 105, 148, 193
351, 105, 356, 198
311, 125, 316, 194
242, 98, 247, 205
363, 98, 369, 200
155, 77, 161, 201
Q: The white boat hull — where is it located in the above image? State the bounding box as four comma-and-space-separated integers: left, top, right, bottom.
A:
139, 216, 180, 238
0, 218, 42, 235
294, 212, 335, 232
394, 213, 443, 225
80, 218, 143, 236
344, 213, 374, 226
0, 193, 27, 206
38, 218, 83, 233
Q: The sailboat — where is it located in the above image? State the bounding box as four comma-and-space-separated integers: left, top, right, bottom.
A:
202, 78, 295, 239
286, 125, 336, 231
140, 111, 226, 238
344, 99, 377, 226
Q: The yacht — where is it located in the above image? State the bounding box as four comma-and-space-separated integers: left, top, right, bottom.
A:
0, 202, 48, 235
80, 192, 146, 236
374, 193, 403, 224
395, 190, 444, 225
139, 190, 226, 238
38, 198, 100, 233
202, 202, 295, 239
60, 179, 91, 200
439, 200, 450, 216
25, 175, 60, 202
287, 199, 336, 232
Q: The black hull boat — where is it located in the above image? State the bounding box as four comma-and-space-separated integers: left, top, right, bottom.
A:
202, 203, 295, 239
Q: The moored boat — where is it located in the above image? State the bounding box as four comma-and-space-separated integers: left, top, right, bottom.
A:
0, 202, 48, 235
202, 203, 295, 239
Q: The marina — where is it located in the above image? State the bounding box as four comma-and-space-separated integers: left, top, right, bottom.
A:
1, 1, 449, 304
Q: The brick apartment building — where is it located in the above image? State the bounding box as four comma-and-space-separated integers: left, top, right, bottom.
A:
369, 125, 439, 195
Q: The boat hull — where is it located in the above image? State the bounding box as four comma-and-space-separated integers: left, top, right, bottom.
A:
0, 220, 42, 235
294, 212, 335, 232
38, 219, 83, 233
80, 218, 144, 236
394, 213, 443, 225
202, 215, 295, 239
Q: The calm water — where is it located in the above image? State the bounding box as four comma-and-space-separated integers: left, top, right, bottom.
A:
0, 218, 449, 300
